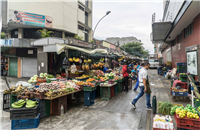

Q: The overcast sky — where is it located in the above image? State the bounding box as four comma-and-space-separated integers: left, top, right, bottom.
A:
93, 0, 163, 53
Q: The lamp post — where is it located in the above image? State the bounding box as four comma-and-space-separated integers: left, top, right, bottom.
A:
93, 11, 111, 37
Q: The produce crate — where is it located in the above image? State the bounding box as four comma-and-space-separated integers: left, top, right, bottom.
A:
172, 91, 188, 97
117, 82, 122, 92
172, 96, 190, 102
115, 84, 118, 94
194, 98, 200, 107
84, 90, 96, 106
11, 113, 40, 129
108, 76, 114, 79
39, 99, 51, 118
174, 113, 200, 130
118, 79, 123, 82
10, 94, 18, 107
177, 63, 187, 66
45, 100, 51, 117
177, 70, 187, 73
179, 76, 187, 82
3, 93, 10, 111
52, 96, 67, 115
128, 78, 132, 90
83, 86, 97, 91
100, 87, 111, 100
177, 82, 187, 89
10, 104, 39, 120
195, 107, 200, 116
111, 85, 115, 98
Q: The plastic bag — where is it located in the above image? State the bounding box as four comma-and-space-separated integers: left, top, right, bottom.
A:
16, 81, 32, 87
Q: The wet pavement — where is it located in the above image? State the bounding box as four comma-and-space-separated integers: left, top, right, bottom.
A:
0, 69, 190, 130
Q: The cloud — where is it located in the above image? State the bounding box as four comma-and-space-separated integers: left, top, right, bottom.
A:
93, 0, 163, 53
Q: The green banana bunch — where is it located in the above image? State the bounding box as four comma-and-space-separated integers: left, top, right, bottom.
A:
11, 99, 26, 108
26, 100, 38, 108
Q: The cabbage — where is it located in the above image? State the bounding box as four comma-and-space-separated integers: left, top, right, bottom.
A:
33, 75, 38, 77
40, 73, 44, 77
28, 80, 31, 83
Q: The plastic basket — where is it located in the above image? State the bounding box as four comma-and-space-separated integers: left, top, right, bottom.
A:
174, 113, 200, 130
194, 98, 200, 107
83, 86, 97, 91
177, 63, 187, 66
3, 93, 10, 111
10, 94, 18, 107
11, 113, 40, 129
172, 91, 188, 97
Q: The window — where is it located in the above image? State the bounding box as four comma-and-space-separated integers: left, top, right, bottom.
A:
184, 22, 193, 38
78, 25, 84, 31
85, 12, 88, 25
85, 29, 89, 42
178, 44, 180, 50
166, 49, 171, 62
78, 4, 84, 11
177, 33, 181, 43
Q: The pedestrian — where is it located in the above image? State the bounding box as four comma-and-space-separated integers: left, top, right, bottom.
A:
122, 62, 129, 92
130, 63, 152, 109
131, 67, 137, 82
133, 63, 144, 91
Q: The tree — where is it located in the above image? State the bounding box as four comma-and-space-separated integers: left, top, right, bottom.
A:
1, 32, 6, 39
120, 42, 149, 58
37, 29, 53, 38
74, 34, 83, 40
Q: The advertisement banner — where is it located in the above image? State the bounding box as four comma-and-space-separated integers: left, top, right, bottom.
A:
187, 51, 198, 75
9, 10, 53, 28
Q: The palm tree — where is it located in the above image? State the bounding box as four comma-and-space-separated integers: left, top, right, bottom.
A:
37, 29, 53, 38
74, 34, 83, 40
1, 32, 6, 39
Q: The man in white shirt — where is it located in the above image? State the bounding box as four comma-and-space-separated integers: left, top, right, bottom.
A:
130, 62, 152, 109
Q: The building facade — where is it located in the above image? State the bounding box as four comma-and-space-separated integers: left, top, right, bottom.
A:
151, 0, 200, 79
105, 36, 141, 47
1, 0, 93, 78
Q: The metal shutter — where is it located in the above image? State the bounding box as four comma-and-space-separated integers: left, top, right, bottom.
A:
22, 58, 37, 77
9, 57, 18, 77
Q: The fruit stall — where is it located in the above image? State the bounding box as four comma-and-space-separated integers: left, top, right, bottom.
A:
3, 69, 125, 129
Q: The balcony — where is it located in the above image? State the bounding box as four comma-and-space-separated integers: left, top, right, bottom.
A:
1, 38, 32, 47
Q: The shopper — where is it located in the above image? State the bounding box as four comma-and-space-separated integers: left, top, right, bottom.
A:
122, 62, 129, 92
130, 63, 152, 109
103, 64, 112, 73
133, 63, 144, 91
129, 62, 134, 69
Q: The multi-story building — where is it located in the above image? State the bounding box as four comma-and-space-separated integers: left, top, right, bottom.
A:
1, 0, 93, 77
105, 36, 141, 47
151, 0, 200, 79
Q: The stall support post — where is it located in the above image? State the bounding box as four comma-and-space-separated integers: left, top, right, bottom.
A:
191, 86, 194, 107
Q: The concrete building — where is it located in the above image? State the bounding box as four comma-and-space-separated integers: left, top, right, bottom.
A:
151, 0, 200, 79
1, 0, 93, 78
105, 36, 141, 47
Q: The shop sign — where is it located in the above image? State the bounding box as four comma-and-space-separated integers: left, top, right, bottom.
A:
110, 44, 116, 49
69, 38, 93, 48
0, 39, 13, 46
9, 10, 53, 28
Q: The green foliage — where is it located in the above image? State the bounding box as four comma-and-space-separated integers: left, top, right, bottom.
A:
74, 34, 83, 40
37, 29, 53, 38
90, 40, 94, 43
120, 42, 149, 58
1, 32, 6, 39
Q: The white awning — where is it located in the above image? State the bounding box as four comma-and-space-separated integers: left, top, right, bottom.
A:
151, 22, 171, 44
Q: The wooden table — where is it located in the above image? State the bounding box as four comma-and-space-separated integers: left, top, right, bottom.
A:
100, 83, 117, 100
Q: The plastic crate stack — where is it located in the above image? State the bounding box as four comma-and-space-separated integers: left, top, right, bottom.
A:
177, 63, 187, 74
84, 87, 96, 106
3, 93, 10, 111
10, 99, 40, 129
39, 99, 51, 118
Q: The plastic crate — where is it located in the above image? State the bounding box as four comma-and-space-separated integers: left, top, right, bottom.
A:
3, 93, 10, 111
177, 70, 187, 73
11, 113, 40, 129
83, 86, 97, 91
84, 90, 95, 106
177, 63, 187, 66
172, 91, 188, 97
52, 96, 67, 115
117, 82, 122, 92
180, 77, 187, 82
115, 84, 117, 94
174, 113, 200, 130
194, 98, 200, 107
10, 94, 18, 107
100, 87, 111, 100
171, 80, 174, 87
10, 99, 40, 120
177, 82, 187, 89
111, 85, 115, 98
45, 100, 51, 117
108, 76, 114, 79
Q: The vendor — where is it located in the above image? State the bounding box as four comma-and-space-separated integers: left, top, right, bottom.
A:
103, 64, 112, 73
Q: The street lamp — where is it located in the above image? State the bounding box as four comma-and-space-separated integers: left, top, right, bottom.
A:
93, 11, 111, 37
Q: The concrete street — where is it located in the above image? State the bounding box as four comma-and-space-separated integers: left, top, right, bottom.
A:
0, 69, 190, 130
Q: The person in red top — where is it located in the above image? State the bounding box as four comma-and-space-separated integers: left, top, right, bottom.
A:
122, 62, 129, 92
